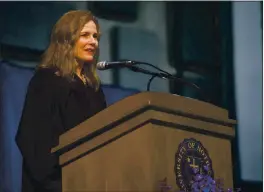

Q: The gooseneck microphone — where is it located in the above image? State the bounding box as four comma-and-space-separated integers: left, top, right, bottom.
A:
96, 60, 209, 102
96, 60, 137, 70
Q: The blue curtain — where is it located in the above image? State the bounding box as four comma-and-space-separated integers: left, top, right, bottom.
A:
0, 60, 139, 192
0, 61, 34, 192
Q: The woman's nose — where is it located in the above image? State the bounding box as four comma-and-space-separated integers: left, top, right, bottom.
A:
88, 36, 97, 44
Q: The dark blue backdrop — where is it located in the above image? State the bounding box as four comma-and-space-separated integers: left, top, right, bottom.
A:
0, 60, 139, 192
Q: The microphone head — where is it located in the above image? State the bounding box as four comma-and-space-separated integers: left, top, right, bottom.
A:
96, 61, 106, 70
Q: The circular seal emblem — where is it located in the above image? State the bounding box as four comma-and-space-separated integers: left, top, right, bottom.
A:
174, 138, 214, 191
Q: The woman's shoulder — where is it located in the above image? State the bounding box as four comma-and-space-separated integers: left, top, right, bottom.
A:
28, 67, 70, 91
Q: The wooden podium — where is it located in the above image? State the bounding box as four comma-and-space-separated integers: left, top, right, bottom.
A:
52, 92, 236, 192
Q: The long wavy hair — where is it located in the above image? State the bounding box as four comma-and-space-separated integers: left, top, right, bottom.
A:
38, 10, 101, 91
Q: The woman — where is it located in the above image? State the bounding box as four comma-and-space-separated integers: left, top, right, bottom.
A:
15, 10, 106, 192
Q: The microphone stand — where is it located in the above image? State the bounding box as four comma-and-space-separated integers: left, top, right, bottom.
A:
128, 66, 210, 103
128, 66, 167, 90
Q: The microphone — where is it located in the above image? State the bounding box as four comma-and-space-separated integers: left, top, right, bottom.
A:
97, 60, 209, 102
96, 60, 137, 70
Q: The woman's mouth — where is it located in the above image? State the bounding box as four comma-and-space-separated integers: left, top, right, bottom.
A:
85, 48, 95, 53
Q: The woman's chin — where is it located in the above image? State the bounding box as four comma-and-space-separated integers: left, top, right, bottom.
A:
83, 56, 94, 63
76, 55, 95, 64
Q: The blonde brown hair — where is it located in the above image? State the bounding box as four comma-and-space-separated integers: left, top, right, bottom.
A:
38, 10, 101, 91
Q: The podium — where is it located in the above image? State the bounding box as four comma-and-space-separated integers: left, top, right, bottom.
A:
52, 92, 236, 191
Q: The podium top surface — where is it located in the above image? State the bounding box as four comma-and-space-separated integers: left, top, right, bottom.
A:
52, 92, 236, 154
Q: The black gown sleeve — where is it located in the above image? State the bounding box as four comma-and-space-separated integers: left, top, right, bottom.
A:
15, 77, 62, 185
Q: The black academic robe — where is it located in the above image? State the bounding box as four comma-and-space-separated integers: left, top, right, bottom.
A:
15, 68, 107, 192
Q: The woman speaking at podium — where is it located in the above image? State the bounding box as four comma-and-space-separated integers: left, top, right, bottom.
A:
15, 10, 106, 192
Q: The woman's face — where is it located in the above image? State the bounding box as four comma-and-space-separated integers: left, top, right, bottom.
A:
74, 20, 99, 64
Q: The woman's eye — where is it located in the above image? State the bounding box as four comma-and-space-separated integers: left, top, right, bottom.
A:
80, 33, 98, 39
